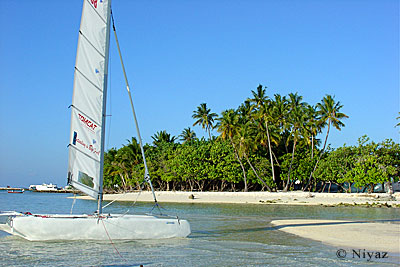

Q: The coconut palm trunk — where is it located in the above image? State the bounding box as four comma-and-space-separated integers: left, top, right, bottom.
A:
284, 136, 297, 191
311, 135, 314, 159
229, 136, 248, 191
304, 119, 331, 191
265, 119, 276, 182
244, 152, 271, 191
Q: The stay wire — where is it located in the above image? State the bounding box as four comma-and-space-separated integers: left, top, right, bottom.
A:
109, 9, 166, 216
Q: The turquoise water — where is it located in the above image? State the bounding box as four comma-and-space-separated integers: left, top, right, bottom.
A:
0, 191, 399, 266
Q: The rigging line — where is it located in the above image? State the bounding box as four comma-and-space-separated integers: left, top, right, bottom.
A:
100, 219, 124, 259
122, 184, 144, 216
102, 191, 127, 210
110, 9, 159, 205
70, 193, 77, 214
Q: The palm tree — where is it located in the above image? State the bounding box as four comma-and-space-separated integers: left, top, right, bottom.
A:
282, 93, 307, 191
272, 94, 288, 130
179, 127, 197, 143
192, 103, 218, 140
235, 123, 271, 192
304, 105, 322, 159
151, 130, 176, 146
125, 137, 142, 164
266, 94, 289, 175
103, 148, 119, 190
256, 104, 280, 184
284, 104, 306, 191
250, 84, 267, 109
287, 92, 306, 111
271, 94, 289, 154
316, 95, 348, 154
249, 85, 277, 184
216, 109, 248, 191
304, 94, 348, 190
111, 142, 141, 191
237, 100, 253, 125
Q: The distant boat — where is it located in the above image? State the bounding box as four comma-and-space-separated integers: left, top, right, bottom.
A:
0, 0, 190, 241
29, 183, 58, 192
7, 189, 24, 194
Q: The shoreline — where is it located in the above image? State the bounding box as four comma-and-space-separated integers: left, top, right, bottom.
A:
271, 219, 400, 253
73, 191, 400, 207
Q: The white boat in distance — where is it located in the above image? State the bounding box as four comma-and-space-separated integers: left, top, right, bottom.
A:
29, 183, 58, 191
0, 0, 190, 241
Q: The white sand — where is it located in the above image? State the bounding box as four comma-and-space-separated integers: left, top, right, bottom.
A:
271, 219, 400, 253
74, 191, 400, 206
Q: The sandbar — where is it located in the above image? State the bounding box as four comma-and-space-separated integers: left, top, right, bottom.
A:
271, 219, 400, 253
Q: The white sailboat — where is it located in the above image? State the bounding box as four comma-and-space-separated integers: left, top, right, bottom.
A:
0, 0, 190, 241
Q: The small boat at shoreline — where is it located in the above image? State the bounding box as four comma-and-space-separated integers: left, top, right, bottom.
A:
7, 189, 24, 194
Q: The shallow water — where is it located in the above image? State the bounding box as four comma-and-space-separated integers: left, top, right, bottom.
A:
0, 191, 399, 266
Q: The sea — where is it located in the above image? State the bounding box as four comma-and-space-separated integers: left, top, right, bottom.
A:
0, 191, 399, 266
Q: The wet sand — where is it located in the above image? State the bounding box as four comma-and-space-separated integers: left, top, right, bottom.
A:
271, 219, 400, 253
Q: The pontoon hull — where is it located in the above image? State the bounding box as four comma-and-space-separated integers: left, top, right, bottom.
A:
2, 214, 190, 241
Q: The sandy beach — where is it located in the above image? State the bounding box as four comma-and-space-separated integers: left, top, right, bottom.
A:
271, 219, 400, 253
75, 191, 400, 207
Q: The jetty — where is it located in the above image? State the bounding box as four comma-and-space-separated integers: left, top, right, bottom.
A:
0, 187, 26, 191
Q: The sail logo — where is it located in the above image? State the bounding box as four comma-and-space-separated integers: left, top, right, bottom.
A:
78, 113, 97, 131
73, 132, 78, 145
90, 0, 98, 8
75, 137, 100, 156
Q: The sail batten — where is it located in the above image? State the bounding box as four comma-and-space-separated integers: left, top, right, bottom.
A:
78, 31, 106, 58
68, 0, 111, 200
69, 144, 101, 163
74, 68, 103, 92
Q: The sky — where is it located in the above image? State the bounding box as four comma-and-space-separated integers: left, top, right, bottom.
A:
0, 0, 398, 187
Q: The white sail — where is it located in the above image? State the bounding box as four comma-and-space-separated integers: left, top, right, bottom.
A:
68, 0, 111, 199
0, 0, 191, 241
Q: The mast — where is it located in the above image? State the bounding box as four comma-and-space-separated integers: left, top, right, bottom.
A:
97, 0, 112, 215
111, 11, 158, 205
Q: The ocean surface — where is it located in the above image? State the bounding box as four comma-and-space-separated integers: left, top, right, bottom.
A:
0, 191, 399, 266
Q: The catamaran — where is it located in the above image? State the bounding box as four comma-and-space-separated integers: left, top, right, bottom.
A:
0, 0, 190, 241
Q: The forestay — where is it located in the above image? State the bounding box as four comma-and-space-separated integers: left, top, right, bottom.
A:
67, 0, 111, 200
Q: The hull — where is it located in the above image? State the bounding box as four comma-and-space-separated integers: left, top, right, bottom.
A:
3, 214, 190, 241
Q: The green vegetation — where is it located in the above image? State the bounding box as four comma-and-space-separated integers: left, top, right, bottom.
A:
103, 85, 399, 193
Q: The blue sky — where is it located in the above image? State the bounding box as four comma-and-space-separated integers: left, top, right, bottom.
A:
0, 0, 398, 187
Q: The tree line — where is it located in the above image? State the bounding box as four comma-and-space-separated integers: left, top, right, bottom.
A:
103, 85, 399, 193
